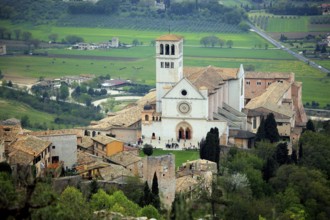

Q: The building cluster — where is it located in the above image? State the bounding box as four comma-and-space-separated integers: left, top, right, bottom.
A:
86, 34, 307, 150
71, 37, 122, 50
0, 34, 308, 209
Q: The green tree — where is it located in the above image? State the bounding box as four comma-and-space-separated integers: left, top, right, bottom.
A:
65, 35, 84, 44
48, 33, 58, 43
0, 162, 12, 175
58, 186, 92, 220
143, 144, 153, 156
59, 84, 69, 100
264, 113, 280, 143
138, 205, 160, 219
22, 31, 32, 41
90, 189, 113, 211
275, 142, 289, 166
256, 117, 266, 142
141, 181, 153, 207
200, 36, 210, 47
21, 115, 30, 128
226, 40, 233, 48
132, 39, 139, 46
200, 127, 220, 170
151, 172, 160, 209
306, 119, 315, 132
13, 29, 21, 40
170, 193, 192, 220
321, 45, 327, 53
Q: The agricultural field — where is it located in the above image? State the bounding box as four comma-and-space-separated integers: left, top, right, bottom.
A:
266, 16, 309, 32
0, 20, 266, 47
139, 148, 199, 168
0, 98, 65, 129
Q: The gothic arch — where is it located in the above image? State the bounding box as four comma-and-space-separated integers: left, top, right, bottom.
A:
171, 44, 175, 55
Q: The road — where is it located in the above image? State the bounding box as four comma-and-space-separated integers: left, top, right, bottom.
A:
248, 22, 330, 74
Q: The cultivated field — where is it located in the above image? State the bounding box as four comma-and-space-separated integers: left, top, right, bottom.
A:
0, 21, 329, 107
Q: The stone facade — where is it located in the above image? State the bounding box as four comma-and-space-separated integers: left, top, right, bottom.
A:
142, 154, 176, 209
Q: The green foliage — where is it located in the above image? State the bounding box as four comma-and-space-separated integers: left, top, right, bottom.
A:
151, 172, 160, 209
200, 127, 220, 170
0, 162, 12, 175
90, 189, 114, 211
0, 87, 102, 128
141, 181, 153, 207
306, 119, 315, 132
264, 113, 280, 143
299, 131, 330, 177
170, 193, 192, 220
274, 142, 289, 166
138, 205, 160, 219
65, 35, 84, 44
110, 190, 140, 216
0, 173, 16, 209
20, 115, 30, 128
143, 144, 153, 156
58, 186, 92, 220
256, 117, 266, 141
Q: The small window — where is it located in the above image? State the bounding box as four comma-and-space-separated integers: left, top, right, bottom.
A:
161, 62, 164, 68
181, 90, 187, 96
257, 82, 261, 85
171, 62, 174, 68
52, 145, 55, 149
165, 62, 170, 68
246, 81, 250, 85
145, 115, 149, 121
268, 82, 272, 85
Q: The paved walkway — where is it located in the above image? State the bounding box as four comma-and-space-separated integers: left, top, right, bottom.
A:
140, 137, 200, 151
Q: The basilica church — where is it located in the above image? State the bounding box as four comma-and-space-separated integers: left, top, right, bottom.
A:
141, 34, 247, 147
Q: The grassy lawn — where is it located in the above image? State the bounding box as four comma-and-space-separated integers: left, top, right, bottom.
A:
139, 148, 199, 169
266, 16, 309, 32
0, 98, 66, 129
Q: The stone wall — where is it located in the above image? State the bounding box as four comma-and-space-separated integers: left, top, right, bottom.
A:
142, 154, 176, 209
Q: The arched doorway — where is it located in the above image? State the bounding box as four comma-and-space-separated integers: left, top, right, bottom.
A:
185, 127, 191, 140
176, 122, 193, 140
178, 127, 184, 139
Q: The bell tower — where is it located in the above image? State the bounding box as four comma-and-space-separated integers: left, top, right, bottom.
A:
155, 34, 184, 112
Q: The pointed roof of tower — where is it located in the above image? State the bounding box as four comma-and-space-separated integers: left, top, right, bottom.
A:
156, 34, 183, 41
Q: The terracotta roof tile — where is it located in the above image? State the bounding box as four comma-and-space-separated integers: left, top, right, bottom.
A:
107, 151, 141, 167
245, 81, 294, 117
99, 164, 133, 181
10, 135, 51, 156
183, 66, 238, 93
246, 71, 292, 79
156, 34, 183, 41
92, 135, 120, 145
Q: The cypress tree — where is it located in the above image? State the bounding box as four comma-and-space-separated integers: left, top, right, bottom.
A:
262, 157, 277, 182
256, 117, 266, 142
265, 113, 280, 143
151, 172, 160, 209
291, 149, 298, 164
298, 142, 303, 159
306, 119, 315, 132
275, 142, 289, 165
141, 181, 153, 207
199, 127, 220, 171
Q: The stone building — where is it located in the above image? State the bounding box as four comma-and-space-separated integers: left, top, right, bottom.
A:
141, 34, 247, 148
142, 154, 176, 209
8, 135, 51, 177
244, 72, 307, 143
